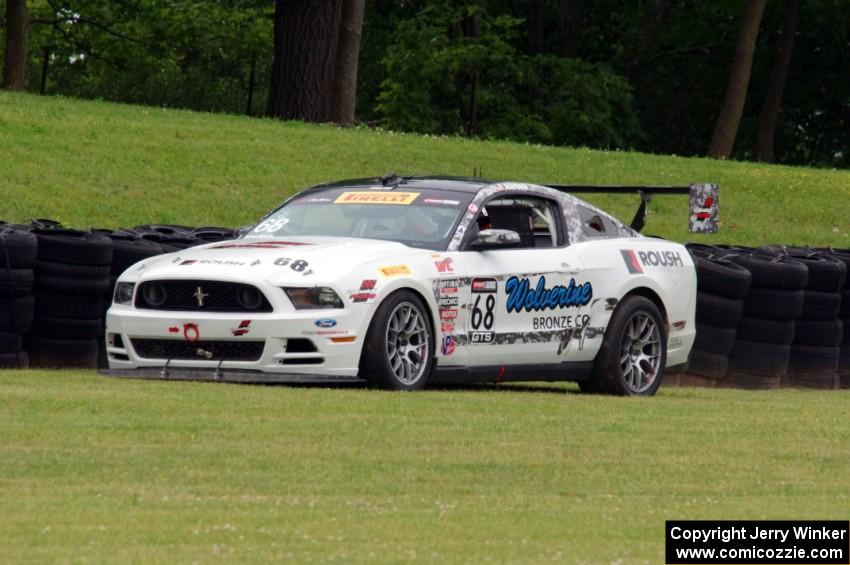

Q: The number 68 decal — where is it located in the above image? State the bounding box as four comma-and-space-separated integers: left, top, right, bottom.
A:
471, 295, 495, 330
274, 257, 313, 276
254, 218, 290, 233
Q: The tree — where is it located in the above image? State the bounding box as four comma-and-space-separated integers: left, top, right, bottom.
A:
3, 0, 29, 90
557, 0, 582, 58
707, 0, 767, 159
754, 0, 799, 163
266, 0, 343, 122
330, 0, 365, 125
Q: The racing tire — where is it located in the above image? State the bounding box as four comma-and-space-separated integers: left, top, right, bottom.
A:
692, 255, 752, 299
743, 287, 804, 320
788, 345, 839, 375
801, 290, 841, 321
794, 320, 843, 347
32, 229, 113, 266
0, 332, 23, 354
360, 290, 435, 391
758, 247, 847, 292
33, 274, 111, 295
108, 236, 165, 275
0, 227, 37, 268
29, 316, 103, 340
33, 291, 105, 320
585, 295, 666, 396
696, 292, 743, 328
0, 296, 34, 333
727, 370, 781, 390
0, 268, 34, 297
727, 254, 808, 289
686, 349, 728, 379
728, 340, 789, 376
26, 337, 99, 369
0, 351, 29, 369
693, 324, 736, 356
736, 317, 795, 345
34, 260, 111, 279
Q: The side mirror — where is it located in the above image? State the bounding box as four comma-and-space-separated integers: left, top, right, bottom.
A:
468, 229, 522, 251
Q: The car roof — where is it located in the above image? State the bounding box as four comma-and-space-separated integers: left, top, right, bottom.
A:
307, 175, 500, 194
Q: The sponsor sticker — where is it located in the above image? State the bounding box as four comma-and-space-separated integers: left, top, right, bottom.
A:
315, 319, 337, 328
183, 323, 200, 342
472, 278, 497, 293
350, 292, 376, 303
439, 279, 459, 293
441, 335, 456, 356
378, 265, 411, 277
423, 198, 460, 206
231, 320, 252, 336
505, 276, 592, 313
620, 249, 643, 274
440, 309, 458, 320
440, 322, 455, 333
434, 257, 454, 273
439, 296, 459, 307
359, 279, 377, 290
335, 192, 420, 205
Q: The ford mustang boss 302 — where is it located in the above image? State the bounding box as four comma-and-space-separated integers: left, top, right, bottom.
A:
104, 175, 700, 395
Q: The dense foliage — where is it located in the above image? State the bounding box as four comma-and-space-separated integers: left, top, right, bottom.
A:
2, 0, 849, 167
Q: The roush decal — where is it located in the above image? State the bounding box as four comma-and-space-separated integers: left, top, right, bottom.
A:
471, 278, 497, 293
638, 250, 684, 268
620, 250, 643, 274
378, 265, 411, 277
504, 276, 592, 313
213, 241, 310, 248
335, 192, 420, 205
230, 320, 251, 336
440, 335, 456, 356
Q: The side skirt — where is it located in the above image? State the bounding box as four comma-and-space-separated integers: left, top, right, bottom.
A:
433, 361, 594, 385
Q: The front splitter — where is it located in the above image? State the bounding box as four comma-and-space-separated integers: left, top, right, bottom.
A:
100, 367, 366, 385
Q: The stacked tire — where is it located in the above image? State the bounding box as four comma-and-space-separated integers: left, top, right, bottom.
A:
27, 228, 113, 369
815, 248, 850, 389
763, 247, 846, 389
0, 226, 37, 369
726, 252, 808, 389
685, 245, 751, 385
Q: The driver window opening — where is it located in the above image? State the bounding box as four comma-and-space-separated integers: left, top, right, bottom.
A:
472, 196, 561, 249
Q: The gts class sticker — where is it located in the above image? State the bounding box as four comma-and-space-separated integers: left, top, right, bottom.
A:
335, 192, 420, 205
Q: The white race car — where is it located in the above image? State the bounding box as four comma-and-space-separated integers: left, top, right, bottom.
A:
105, 176, 697, 395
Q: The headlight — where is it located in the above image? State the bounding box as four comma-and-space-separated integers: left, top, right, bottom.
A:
114, 282, 135, 305
284, 287, 344, 309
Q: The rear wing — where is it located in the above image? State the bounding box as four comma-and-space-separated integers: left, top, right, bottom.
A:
544, 183, 718, 233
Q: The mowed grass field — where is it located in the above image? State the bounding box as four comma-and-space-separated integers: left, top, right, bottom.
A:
2, 92, 850, 562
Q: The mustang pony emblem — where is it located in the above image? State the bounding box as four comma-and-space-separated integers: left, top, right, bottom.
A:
193, 286, 209, 307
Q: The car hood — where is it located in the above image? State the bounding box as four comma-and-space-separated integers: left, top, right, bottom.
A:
126, 236, 429, 284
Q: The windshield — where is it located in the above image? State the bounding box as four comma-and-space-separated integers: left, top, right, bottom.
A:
245, 187, 473, 251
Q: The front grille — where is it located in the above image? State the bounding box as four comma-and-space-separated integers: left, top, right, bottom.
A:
135, 280, 272, 312
131, 339, 265, 361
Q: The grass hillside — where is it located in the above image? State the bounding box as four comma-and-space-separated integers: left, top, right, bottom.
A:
3, 92, 850, 246
2, 93, 850, 563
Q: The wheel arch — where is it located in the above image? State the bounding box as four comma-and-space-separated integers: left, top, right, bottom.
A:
621, 286, 668, 324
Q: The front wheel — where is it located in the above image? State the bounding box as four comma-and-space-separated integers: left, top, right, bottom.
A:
581, 295, 666, 396
360, 290, 435, 390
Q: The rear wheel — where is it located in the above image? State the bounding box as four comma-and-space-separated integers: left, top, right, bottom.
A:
581, 296, 666, 396
360, 290, 434, 390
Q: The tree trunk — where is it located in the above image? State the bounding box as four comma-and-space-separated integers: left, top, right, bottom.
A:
707, 0, 767, 159
527, 0, 545, 54
266, 0, 343, 122
557, 0, 583, 58
3, 0, 29, 91
627, 0, 672, 72
330, 0, 364, 125
754, 0, 799, 163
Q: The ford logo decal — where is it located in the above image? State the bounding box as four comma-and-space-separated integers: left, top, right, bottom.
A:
315, 319, 337, 328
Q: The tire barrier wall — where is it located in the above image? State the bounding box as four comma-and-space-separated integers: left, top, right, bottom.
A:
680, 244, 849, 390
0, 220, 236, 370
